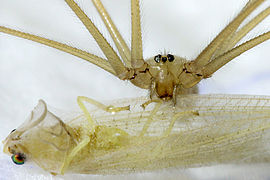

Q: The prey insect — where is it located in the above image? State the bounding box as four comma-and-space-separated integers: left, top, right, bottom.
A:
3, 94, 270, 175
2, 0, 270, 176
1, 0, 270, 102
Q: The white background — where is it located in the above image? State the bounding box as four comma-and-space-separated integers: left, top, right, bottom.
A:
1, 0, 270, 179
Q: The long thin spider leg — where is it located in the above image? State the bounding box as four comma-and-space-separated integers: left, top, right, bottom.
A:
229, 6, 270, 50
179, 30, 270, 89
92, 0, 131, 67
0, 26, 116, 75
131, 0, 145, 68
65, 0, 127, 77
191, 0, 265, 71
214, 6, 270, 58
202, 31, 270, 77
213, 0, 258, 57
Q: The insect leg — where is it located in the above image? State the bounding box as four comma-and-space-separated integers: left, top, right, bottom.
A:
60, 135, 90, 175
77, 96, 96, 131
141, 99, 162, 109
92, 0, 131, 67
139, 101, 162, 137
60, 96, 112, 174
77, 96, 130, 115
131, 0, 145, 68
162, 111, 199, 137
65, 0, 128, 78
0, 26, 115, 75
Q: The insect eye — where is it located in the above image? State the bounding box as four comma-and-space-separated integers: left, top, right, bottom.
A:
161, 57, 167, 63
154, 54, 161, 63
167, 54, 174, 62
11, 153, 25, 165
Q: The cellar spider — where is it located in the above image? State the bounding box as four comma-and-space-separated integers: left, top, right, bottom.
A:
1, 0, 270, 103
1, 0, 270, 179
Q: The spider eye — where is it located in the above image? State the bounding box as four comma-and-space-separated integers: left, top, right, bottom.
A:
10, 129, 16, 134
154, 54, 161, 63
167, 54, 174, 62
161, 57, 167, 63
11, 153, 25, 165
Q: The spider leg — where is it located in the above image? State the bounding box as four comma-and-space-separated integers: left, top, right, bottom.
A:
228, 6, 270, 51
189, 0, 265, 72
202, 31, 270, 77
172, 86, 179, 105
179, 31, 270, 88
214, 6, 270, 58
65, 0, 128, 78
92, 0, 131, 67
0, 26, 115, 75
149, 80, 156, 100
179, 0, 270, 88
131, 0, 145, 69
212, 0, 259, 59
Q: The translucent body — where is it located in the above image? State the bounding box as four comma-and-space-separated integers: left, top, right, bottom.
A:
3, 94, 270, 175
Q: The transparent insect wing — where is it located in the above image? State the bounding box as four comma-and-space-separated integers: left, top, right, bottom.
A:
3, 94, 270, 175
65, 94, 270, 174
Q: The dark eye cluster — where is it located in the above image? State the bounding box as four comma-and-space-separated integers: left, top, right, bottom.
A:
154, 54, 174, 63
10, 129, 16, 134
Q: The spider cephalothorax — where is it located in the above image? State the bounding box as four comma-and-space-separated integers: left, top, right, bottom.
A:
150, 54, 177, 99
